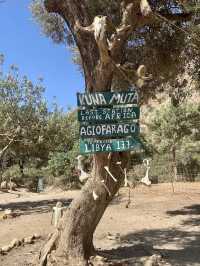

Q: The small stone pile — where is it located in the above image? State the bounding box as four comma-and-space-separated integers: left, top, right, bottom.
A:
0, 233, 41, 255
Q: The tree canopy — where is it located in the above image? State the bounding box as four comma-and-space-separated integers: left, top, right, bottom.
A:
31, 0, 200, 103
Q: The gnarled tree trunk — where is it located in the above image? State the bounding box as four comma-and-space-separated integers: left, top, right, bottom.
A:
38, 0, 189, 265
50, 153, 129, 266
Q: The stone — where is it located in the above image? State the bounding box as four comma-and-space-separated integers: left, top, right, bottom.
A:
10, 238, 21, 248
1, 245, 12, 253
33, 233, 41, 240
23, 236, 34, 244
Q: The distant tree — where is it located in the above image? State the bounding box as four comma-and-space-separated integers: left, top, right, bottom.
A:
149, 102, 200, 180
0, 57, 78, 174
0, 58, 47, 165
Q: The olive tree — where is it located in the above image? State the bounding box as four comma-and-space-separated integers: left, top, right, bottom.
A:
31, 1, 200, 265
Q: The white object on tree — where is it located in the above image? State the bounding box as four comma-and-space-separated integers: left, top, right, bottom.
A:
76, 155, 90, 183
51, 202, 67, 228
140, 159, 151, 186
104, 166, 117, 182
92, 191, 99, 201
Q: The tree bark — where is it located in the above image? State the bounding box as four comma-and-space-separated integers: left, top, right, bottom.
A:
39, 153, 129, 266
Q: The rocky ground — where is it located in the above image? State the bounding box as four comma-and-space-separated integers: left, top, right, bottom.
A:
0, 183, 200, 265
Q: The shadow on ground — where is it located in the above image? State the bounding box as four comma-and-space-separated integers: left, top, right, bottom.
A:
0, 198, 72, 215
99, 228, 200, 266
99, 203, 200, 266
167, 204, 200, 227
167, 204, 200, 216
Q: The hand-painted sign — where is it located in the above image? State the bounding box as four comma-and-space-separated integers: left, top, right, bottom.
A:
80, 137, 141, 154
80, 122, 139, 138
77, 90, 138, 107
78, 106, 140, 123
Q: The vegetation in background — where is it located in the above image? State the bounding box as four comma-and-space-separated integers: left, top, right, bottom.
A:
148, 102, 200, 181
0, 55, 79, 190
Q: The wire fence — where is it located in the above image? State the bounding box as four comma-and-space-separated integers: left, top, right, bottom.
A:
127, 149, 200, 193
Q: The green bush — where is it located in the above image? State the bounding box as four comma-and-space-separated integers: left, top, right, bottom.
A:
46, 145, 80, 189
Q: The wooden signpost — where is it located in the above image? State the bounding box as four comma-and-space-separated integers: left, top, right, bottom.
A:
77, 90, 141, 154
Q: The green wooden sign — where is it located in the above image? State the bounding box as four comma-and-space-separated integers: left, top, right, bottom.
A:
80, 122, 139, 138
77, 90, 138, 107
80, 137, 142, 154
78, 106, 140, 123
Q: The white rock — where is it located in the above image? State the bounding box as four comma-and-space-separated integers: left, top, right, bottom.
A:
1, 245, 12, 253
10, 238, 20, 248
33, 233, 41, 240
23, 236, 34, 244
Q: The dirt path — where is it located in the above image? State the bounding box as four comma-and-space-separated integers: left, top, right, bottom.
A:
0, 183, 200, 265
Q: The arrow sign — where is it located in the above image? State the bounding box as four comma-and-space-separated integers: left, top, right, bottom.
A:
78, 106, 140, 123
80, 137, 142, 154
77, 90, 138, 107
80, 122, 139, 138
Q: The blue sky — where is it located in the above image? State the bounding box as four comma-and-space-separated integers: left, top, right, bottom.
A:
0, 0, 84, 110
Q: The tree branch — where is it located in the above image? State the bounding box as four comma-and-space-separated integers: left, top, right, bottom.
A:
44, 0, 64, 13
76, 16, 115, 64
44, 0, 98, 92
157, 11, 192, 22
0, 137, 16, 160
110, 0, 153, 61
113, 63, 152, 88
